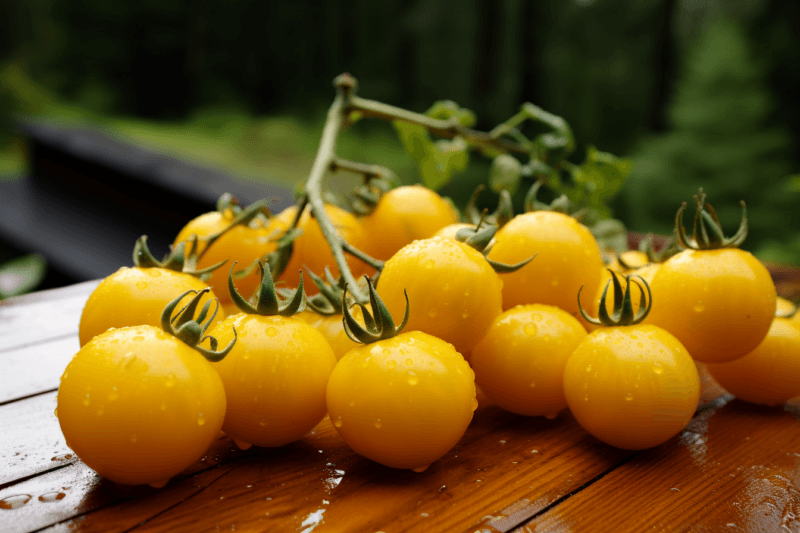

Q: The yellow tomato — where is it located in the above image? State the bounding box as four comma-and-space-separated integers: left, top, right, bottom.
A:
58, 326, 226, 487
563, 325, 700, 450
706, 318, 800, 406
208, 314, 336, 448
361, 185, 459, 261
326, 331, 476, 471
645, 248, 776, 363
299, 308, 362, 361
175, 211, 288, 306
377, 237, 503, 355
433, 223, 475, 241
79, 267, 224, 347
275, 204, 369, 290
487, 211, 605, 318
470, 304, 587, 417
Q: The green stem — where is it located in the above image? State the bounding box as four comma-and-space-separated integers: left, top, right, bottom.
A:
347, 95, 528, 155
331, 157, 394, 182
302, 77, 369, 303
342, 241, 384, 271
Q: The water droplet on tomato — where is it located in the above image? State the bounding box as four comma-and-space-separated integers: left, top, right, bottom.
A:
442, 283, 450, 291
462, 310, 470, 318
545, 412, 558, 420
625, 393, 634, 401
585, 364, 592, 373
165, 374, 175, 388
584, 394, 589, 402
38, 492, 66, 503
292, 330, 301, 340
428, 308, 437, 318
637, 342, 644, 349
0, 494, 32, 509
259, 419, 267, 427
424, 259, 435, 269
693, 301, 705, 313
197, 414, 206, 426
82, 394, 90, 407
136, 281, 148, 290
148, 479, 169, 489
408, 372, 419, 386
524, 323, 538, 336
147, 269, 161, 277
653, 363, 663, 374
550, 278, 559, 287
387, 360, 396, 370
108, 387, 118, 401
130, 434, 138, 443
405, 358, 413, 366
374, 419, 382, 429
53, 407, 58, 418
160, 402, 167, 410
266, 327, 277, 337
472, 398, 479, 411
411, 465, 429, 473
529, 381, 536, 388
333, 417, 343, 428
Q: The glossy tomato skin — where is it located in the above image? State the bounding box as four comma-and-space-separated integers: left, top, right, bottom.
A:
487, 211, 604, 318
57, 326, 226, 487
361, 185, 459, 262
298, 309, 361, 361
563, 325, 700, 450
175, 211, 288, 306
470, 304, 587, 417
208, 314, 336, 448
275, 204, 368, 290
645, 248, 776, 363
79, 267, 224, 347
377, 237, 503, 355
706, 318, 800, 406
326, 331, 476, 470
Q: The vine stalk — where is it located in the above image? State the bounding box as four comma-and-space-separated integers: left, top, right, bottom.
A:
298, 73, 530, 303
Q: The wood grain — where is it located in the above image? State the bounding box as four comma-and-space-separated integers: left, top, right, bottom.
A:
522, 398, 800, 533
0, 336, 77, 404
0, 281, 97, 352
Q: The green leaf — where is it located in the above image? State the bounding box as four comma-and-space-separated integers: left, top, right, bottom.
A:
489, 154, 522, 195
570, 146, 632, 219
0, 254, 47, 299
392, 121, 430, 160
786, 174, 800, 192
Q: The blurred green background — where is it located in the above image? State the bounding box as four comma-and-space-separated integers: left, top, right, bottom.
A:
1, 0, 799, 273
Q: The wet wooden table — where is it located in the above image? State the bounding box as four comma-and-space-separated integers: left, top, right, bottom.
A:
1, 281, 799, 533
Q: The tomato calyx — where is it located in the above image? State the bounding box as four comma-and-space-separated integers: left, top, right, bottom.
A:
579, 270, 652, 327
523, 181, 587, 220
455, 216, 536, 274
133, 235, 224, 281
465, 184, 514, 228
675, 188, 748, 250
342, 277, 409, 344
160, 288, 237, 362
303, 267, 350, 316
229, 261, 307, 317
348, 177, 394, 216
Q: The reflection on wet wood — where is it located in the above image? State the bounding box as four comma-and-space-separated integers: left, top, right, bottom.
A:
523, 399, 800, 533
0, 281, 798, 533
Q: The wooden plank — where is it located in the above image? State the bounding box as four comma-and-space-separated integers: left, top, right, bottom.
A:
0, 336, 77, 404
4, 391, 639, 533
0, 392, 73, 486
0, 281, 97, 352
522, 398, 800, 533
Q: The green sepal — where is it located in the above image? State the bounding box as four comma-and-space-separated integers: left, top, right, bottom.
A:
262, 227, 303, 281
455, 213, 535, 274
228, 261, 307, 317
133, 235, 225, 281
524, 181, 574, 215
578, 271, 652, 327
675, 189, 748, 250
349, 177, 392, 216
341, 277, 409, 344
215, 193, 243, 216
159, 289, 236, 362
305, 267, 348, 316
465, 185, 514, 228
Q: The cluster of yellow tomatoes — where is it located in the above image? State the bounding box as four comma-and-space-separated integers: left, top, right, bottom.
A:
56, 184, 800, 488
